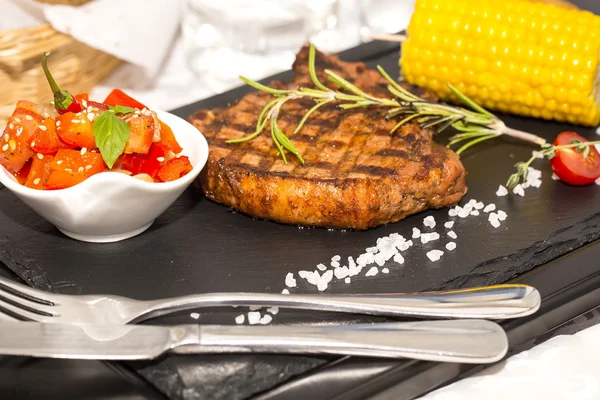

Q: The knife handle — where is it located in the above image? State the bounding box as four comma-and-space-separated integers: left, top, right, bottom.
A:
170, 320, 508, 364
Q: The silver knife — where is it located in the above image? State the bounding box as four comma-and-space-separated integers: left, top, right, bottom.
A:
0, 319, 508, 364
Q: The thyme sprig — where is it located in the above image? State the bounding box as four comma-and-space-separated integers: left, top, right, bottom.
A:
228, 43, 546, 164
507, 140, 600, 189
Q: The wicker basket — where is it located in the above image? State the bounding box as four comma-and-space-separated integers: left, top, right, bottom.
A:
0, 5, 121, 125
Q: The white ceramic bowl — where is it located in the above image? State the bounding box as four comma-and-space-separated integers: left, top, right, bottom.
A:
0, 110, 208, 243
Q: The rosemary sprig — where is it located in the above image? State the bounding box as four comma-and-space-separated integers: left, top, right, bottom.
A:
228, 43, 546, 164
507, 140, 600, 189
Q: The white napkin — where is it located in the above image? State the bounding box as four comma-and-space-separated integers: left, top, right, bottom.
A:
7, 0, 182, 81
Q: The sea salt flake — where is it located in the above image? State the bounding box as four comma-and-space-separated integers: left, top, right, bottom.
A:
317, 270, 334, 291
446, 242, 457, 251
447, 231, 457, 239
317, 263, 327, 271
235, 314, 245, 324
423, 216, 436, 228
426, 250, 444, 262
248, 312, 261, 325
483, 204, 496, 213
444, 221, 454, 229
344, 277, 351, 284
412, 227, 421, 239
396, 239, 411, 251
470, 210, 480, 216
366, 246, 378, 253
393, 253, 405, 264
490, 219, 501, 228
190, 312, 200, 320
356, 253, 375, 267
331, 255, 341, 262
496, 185, 508, 197
365, 266, 379, 276
259, 314, 273, 325
267, 306, 279, 315
497, 210, 507, 221
513, 184, 525, 197
281, 289, 290, 294
334, 266, 350, 279
449, 208, 457, 217
285, 272, 297, 288
552, 173, 560, 181
382, 268, 390, 274
474, 202, 485, 210
374, 252, 387, 266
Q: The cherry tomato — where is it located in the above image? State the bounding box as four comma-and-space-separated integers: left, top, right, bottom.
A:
550, 131, 600, 186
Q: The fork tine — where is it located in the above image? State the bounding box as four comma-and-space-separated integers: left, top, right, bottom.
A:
0, 275, 58, 305
0, 296, 56, 322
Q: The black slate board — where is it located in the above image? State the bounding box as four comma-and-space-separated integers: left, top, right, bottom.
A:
2, 1, 600, 396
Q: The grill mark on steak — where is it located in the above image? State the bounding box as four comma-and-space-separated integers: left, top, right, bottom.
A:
190, 45, 468, 230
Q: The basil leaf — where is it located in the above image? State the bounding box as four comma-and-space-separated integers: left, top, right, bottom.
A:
108, 105, 137, 114
93, 111, 130, 168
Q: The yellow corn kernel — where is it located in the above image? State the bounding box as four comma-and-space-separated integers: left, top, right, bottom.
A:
401, 0, 600, 126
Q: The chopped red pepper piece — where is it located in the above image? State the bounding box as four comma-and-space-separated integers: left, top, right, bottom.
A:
103, 89, 147, 110
41, 52, 83, 115
0, 108, 43, 173
45, 149, 107, 190
56, 112, 96, 150
25, 154, 53, 189
125, 115, 155, 154
156, 156, 193, 182
30, 117, 70, 154
139, 143, 169, 178
158, 119, 183, 154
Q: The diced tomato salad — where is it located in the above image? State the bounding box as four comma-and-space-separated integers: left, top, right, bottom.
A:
0, 90, 193, 190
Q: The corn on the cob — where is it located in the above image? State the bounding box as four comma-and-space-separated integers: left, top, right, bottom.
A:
400, 0, 600, 126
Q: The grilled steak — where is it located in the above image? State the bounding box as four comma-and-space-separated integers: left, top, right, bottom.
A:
190, 46, 467, 230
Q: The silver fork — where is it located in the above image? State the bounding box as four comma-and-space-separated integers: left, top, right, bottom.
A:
0, 275, 541, 324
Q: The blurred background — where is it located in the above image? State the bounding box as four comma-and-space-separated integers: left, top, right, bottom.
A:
0, 0, 415, 123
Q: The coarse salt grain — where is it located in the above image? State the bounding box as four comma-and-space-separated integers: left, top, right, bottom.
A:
190, 312, 200, 319
334, 266, 349, 279
267, 306, 279, 315
285, 272, 297, 288
382, 268, 390, 274
470, 210, 480, 216
420, 232, 440, 244
497, 210, 507, 221
235, 314, 245, 324
448, 208, 457, 217
330, 260, 340, 268
444, 221, 454, 229
532, 150, 544, 159
483, 204, 496, 213
366, 246, 378, 253
33, 178, 40, 185
332, 255, 341, 262
496, 185, 508, 197
25, 115, 33, 121
423, 216, 436, 228
39, 125, 47, 131
365, 266, 379, 276
344, 277, 351, 283
426, 249, 444, 262
447, 231, 457, 239
259, 314, 273, 325
490, 219, 501, 228
446, 242, 457, 251
552, 173, 560, 181
393, 253, 405, 264
412, 227, 421, 239
513, 184, 525, 196
281, 289, 290, 294
317, 263, 327, 271
248, 312, 261, 325
596, 177, 600, 185
317, 270, 333, 291
249, 305, 262, 311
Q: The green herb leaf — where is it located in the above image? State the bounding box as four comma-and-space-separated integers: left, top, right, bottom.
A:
93, 111, 130, 168
108, 105, 137, 114
570, 139, 582, 145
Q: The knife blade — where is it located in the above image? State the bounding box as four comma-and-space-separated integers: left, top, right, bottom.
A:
0, 320, 508, 363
